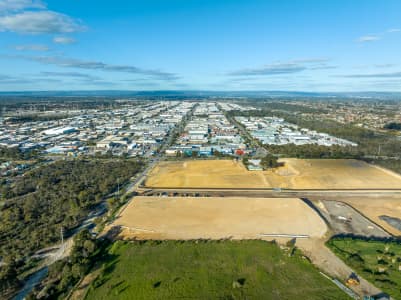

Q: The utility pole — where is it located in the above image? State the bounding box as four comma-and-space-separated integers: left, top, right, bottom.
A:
60, 226, 64, 245
117, 178, 120, 198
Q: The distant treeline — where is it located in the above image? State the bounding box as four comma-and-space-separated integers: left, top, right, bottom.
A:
266, 144, 364, 159
5, 114, 70, 123
0, 97, 146, 115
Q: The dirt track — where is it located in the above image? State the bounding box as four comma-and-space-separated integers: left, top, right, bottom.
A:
112, 196, 327, 240
145, 159, 401, 189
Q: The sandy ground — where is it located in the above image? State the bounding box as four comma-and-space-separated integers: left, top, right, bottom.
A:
339, 197, 401, 236
145, 159, 401, 189
111, 196, 327, 240
146, 159, 270, 188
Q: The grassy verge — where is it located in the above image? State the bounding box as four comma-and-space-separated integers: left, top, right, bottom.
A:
327, 237, 401, 299
85, 240, 349, 300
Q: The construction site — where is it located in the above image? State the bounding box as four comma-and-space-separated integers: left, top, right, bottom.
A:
145, 158, 401, 189
101, 156, 401, 299
112, 196, 327, 240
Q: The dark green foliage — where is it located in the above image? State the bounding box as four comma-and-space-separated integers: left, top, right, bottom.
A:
5, 114, 70, 123
28, 229, 102, 300
0, 159, 142, 295
266, 144, 363, 159
384, 122, 401, 130
260, 154, 281, 169
0, 147, 23, 160
0, 147, 37, 161
365, 158, 401, 175
212, 150, 233, 158
0, 256, 21, 296
327, 237, 401, 299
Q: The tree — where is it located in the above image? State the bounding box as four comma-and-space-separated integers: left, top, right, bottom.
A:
0, 257, 20, 293
384, 122, 401, 130
260, 154, 280, 169
0, 158, 143, 291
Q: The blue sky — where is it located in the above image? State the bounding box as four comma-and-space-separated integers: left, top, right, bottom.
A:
0, 0, 401, 91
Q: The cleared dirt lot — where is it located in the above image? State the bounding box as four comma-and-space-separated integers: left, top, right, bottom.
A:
145, 159, 401, 189
339, 197, 401, 236
112, 196, 327, 240
145, 159, 269, 188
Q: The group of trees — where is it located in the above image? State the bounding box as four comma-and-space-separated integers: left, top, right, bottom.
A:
260, 154, 281, 169
327, 237, 401, 298
384, 122, 401, 130
243, 154, 281, 170
0, 146, 38, 161
0, 256, 20, 297
0, 158, 143, 296
26, 229, 101, 300
265, 144, 364, 159
5, 114, 70, 124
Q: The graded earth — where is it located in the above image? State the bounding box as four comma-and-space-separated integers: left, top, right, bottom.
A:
145, 158, 401, 189
112, 196, 327, 239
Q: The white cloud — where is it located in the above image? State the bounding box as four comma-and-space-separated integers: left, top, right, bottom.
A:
53, 36, 76, 44
0, 10, 86, 34
39, 71, 101, 80
229, 63, 306, 76
0, 0, 45, 12
387, 28, 400, 33
15, 44, 48, 51
228, 59, 335, 77
357, 35, 380, 42
375, 63, 397, 68
342, 71, 401, 78
8, 54, 180, 80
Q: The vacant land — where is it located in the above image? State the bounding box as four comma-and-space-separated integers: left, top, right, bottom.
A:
146, 159, 269, 188
340, 198, 401, 236
112, 197, 327, 240
85, 240, 349, 300
327, 238, 401, 299
145, 159, 401, 189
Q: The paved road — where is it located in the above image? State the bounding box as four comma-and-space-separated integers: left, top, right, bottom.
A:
125, 157, 162, 194
317, 200, 390, 237
225, 112, 260, 148
140, 187, 401, 198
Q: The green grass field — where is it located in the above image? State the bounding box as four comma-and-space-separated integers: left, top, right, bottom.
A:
85, 240, 348, 300
327, 238, 401, 299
